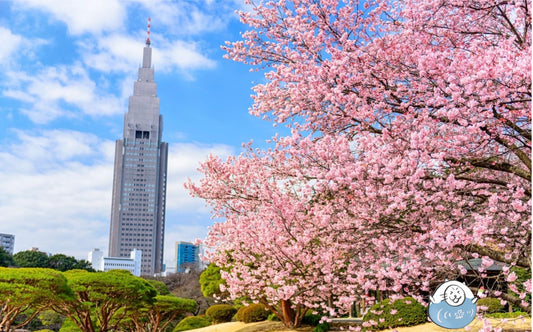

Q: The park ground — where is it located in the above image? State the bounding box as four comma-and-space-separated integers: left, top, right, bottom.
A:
187, 317, 532, 332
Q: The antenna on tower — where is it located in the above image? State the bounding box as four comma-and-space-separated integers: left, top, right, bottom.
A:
146, 17, 151, 46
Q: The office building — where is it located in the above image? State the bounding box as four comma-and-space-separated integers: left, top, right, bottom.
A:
108, 22, 168, 275
0, 233, 14, 255
175, 241, 200, 272
88, 248, 142, 276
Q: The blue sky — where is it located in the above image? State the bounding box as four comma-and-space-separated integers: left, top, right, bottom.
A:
0, 0, 283, 264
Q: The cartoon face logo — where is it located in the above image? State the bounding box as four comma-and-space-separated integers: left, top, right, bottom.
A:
444, 284, 465, 306
429, 280, 478, 329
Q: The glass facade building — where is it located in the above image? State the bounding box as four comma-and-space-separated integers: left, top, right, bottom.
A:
176, 241, 199, 272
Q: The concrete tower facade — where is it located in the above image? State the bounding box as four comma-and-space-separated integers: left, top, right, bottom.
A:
108, 26, 168, 275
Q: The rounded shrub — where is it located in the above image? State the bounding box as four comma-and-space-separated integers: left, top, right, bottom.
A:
477, 297, 505, 314
241, 303, 271, 323
313, 323, 330, 332
362, 297, 427, 330
205, 304, 237, 324
302, 312, 323, 326
173, 316, 211, 332
234, 305, 246, 322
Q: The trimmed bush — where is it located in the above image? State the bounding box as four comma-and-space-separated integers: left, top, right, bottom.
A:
302, 312, 323, 326
173, 316, 211, 332
477, 297, 505, 313
486, 311, 529, 318
205, 304, 237, 324
362, 297, 427, 330
241, 303, 271, 323
234, 305, 246, 322
313, 323, 330, 332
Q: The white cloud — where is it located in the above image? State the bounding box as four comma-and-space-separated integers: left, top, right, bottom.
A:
0, 129, 115, 258
163, 142, 234, 265
15, 0, 126, 35
2, 64, 124, 123
0, 130, 232, 261
81, 33, 217, 75
0, 26, 48, 66
132, 0, 232, 36
0, 27, 22, 64
165, 142, 234, 213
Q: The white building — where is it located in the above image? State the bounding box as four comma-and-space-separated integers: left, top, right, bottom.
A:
0, 233, 15, 255
88, 248, 142, 277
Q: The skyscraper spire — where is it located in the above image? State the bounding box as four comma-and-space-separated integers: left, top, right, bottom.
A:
108, 26, 167, 276
146, 17, 151, 46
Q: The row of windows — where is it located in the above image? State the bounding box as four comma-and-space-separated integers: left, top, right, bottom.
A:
121, 227, 153, 232
124, 142, 159, 149
124, 163, 157, 168
122, 212, 154, 217
121, 207, 152, 212
121, 237, 153, 241
106, 263, 134, 267
125, 156, 158, 162
122, 222, 153, 226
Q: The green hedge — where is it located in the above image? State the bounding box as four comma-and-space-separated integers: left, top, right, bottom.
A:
313, 323, 330, 332
486, 311, 529, 318
205, 304, 237, 324
234, 306, 246, 322
362, 297, 427, 330
477, 297, 505, 313
240, 303, 271, 323
173, 316, 211, 332
302, 312, 323, 326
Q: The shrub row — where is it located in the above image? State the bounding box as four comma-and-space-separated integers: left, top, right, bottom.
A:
477, 297, 505, 313
362, 297, 427, 330
234, 303, 271, 323
205, 304, 237, 324
173, 316, 211, 332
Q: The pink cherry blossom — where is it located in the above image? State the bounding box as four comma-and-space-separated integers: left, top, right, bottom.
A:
187, 0, 531, 327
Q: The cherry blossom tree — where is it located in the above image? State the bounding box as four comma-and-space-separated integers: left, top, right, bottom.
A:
188, 0, 530, 327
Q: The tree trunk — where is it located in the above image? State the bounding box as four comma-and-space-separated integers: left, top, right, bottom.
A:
280, 299, 298, 328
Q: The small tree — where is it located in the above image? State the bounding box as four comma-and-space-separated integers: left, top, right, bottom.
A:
48, 254, 94, 272
50, 269, 157, 332
0, 267, 72, 331
199, 264, 227, 299
0, 247, 14, 267
125, 295, 197, 332
13, 250, 50, 268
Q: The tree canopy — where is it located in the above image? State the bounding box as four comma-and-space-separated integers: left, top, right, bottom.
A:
187, 0, 531, 327
12, 250, 93, 272
0, 247, 14, 267
13, 250, 50, 268
50, 269, 157, 332
199, 264, 227, 299
0, 267, 72, 331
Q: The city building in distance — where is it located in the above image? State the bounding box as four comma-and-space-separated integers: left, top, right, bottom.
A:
108, 19, 168, 276
175, 241, 201, 273
88, 248, 142, 276
0, 233, 15, 255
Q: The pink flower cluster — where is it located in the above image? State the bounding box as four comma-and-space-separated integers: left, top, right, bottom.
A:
187, 0, 531, 324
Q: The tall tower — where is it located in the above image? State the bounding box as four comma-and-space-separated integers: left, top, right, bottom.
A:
108, 19, 168, 275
